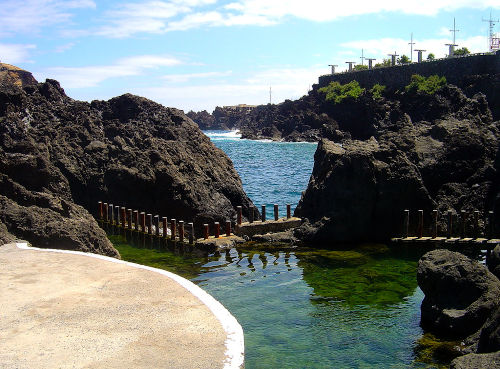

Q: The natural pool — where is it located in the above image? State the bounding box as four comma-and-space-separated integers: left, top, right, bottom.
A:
109, 231, 447, 368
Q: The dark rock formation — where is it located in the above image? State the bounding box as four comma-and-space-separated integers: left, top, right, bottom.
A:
417, 249, 500, 338
450, 351, 500, 369
0, 64, 254, 254
187, 105, 256, 131
488, 244, 500, 279
294, 85, 499, 243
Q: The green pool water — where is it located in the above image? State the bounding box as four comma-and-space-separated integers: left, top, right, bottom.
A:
109, 233, 453, 368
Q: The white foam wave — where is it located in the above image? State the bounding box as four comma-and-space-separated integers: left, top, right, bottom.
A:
204, 130, 242, 140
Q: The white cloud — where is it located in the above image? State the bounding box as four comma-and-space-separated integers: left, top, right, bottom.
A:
131, 65, 324, 111
38, 54, 183, 88
89, 0, 500, 37
0, 43, 36, 64
223, 0, 500, 23
54, 42, 77, 53
162, 70, 233, 83
0, 0, 95, 36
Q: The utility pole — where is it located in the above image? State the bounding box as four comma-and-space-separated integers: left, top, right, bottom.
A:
483, 11, 499, 51
360, 49, 365, 65
408, 33, 415, 62
328, 64, 338, 74
269, 86, 272, 104
388, 52, 399, 66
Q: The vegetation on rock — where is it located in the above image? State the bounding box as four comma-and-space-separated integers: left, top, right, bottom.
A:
369, 83, 386, 99
405, 74, 447, 95
318, 80, 365, 104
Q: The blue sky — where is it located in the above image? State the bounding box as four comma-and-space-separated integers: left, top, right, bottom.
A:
1, 0, 499, 112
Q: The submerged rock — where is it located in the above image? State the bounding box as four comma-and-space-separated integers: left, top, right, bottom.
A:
417, 249, 500, 338
0, 64, 254, 255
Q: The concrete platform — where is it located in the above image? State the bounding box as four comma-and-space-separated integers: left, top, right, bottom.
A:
0, 243, 244, 369
234, 217, 302, 237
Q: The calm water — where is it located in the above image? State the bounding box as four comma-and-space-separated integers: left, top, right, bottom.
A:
110, 131, 441, 368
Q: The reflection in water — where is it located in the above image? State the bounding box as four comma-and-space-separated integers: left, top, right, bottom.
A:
110, 233, 434, 369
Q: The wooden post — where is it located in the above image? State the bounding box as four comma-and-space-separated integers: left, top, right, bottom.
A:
274, 204, 279, 221
133, 210, 139, 231
249, 207, 254, 223
237, 206, 242, 225
127, 209, 132, 229
403, 209, 409, 238
432, 209, 438, 238
188, 223, 194, 244
474, 210, 480, 238
460, 210, 466, 238
171, 219, 176, 241
98, 201, 103, 219
103, 202, 108, 221
261, 205, 266, 222
287, 204, 291, 219
214, 222, 220, 238
109, 204, 114, 224
154, 215, 159, 236
147, 214, 152, 235
115, 206, 120, 226
417, 209, 423, 238
162, 217, 168, 238
226, 220, 231, 236
140, 212, 146, 233
447, 210, 453, 239
203, 224, 209, 240
120, 207, 126, 228
179, 221, 184, 242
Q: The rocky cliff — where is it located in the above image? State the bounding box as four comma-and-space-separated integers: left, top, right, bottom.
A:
0, 64, 254, 255
294, 84, 499, 244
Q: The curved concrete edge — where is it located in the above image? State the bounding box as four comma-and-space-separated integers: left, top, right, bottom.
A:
15, 242, 245, 369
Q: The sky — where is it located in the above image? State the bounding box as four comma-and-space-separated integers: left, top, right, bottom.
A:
1, 1, 499, 112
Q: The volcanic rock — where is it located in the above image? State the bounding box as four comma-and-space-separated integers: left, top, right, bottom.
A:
450, 351, 500, 369
0, 64, 254, 254
417, 249, 500, 338
294, 85, 499, 243
488, 244, 500, 280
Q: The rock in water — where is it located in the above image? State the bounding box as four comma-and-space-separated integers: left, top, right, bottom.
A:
0, 64, 253, 255
450, 351, 500, 369
294, 85, 500, 244
488, 244, 500, 280
417, 249, 500, 338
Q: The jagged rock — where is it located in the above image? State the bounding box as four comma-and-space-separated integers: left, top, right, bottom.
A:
478, 306, 500, 353
417, 249, 500, 338
450, 351, 500, 369
294, 85, 499, 243
0, 220, 15, 245
488, 244, 500, 280
0, 64, 254, 254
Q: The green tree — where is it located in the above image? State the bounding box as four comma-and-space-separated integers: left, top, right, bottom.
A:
427, 53, 435, 61
370, 83, 386, 99
318, 80, 365, 104
374, 58, 392, 68
405, 74, 447, 95
353, 64, 368, 71
454, 47, 470, 56
398, 55, 411, 64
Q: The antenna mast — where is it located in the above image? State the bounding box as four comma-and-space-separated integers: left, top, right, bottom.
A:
269, 86, 272, 104
450, 17, 459, 46
483, 11, 499, 51
409, 33, 415, 62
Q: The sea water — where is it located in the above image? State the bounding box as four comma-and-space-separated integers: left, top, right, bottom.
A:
110, 130, 441, 368
205, 130, 317, 218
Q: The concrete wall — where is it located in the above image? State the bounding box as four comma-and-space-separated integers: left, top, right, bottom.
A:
316, 51, 500, 90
